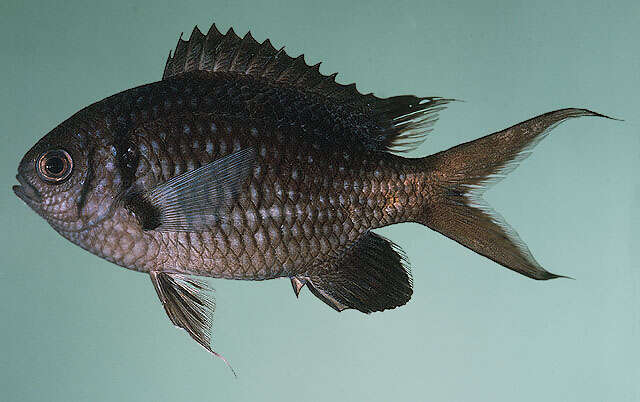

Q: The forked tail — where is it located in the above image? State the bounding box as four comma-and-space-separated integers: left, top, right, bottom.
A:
420, 108, 613, 279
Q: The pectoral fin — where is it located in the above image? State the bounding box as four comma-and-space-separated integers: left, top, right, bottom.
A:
126, 148, 255, 231
149, 271, 235, 376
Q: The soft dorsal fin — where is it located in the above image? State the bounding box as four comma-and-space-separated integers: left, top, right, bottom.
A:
163, 24, 454, 153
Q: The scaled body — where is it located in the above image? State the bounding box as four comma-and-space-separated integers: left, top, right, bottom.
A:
53, 72, 428, 280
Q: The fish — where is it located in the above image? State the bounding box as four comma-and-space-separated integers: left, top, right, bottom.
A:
13, 23, 613, 371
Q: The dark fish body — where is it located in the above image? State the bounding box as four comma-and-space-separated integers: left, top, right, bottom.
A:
48, 71, 431, 282
13, 24, 611, 367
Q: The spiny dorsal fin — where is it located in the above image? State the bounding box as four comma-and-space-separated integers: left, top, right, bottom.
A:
163, 24, 376, 105
163, 24, 455, 153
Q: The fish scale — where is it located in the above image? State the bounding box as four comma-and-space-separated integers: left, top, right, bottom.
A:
14, 22, 611, 366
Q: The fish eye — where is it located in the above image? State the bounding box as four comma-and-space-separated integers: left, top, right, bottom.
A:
37, 149, 73, 183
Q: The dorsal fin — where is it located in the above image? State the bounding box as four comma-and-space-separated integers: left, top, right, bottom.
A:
163, 24, 380, 107
163, 24, 454, 153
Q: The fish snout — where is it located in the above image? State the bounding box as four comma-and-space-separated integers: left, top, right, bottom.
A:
13, 173, 42, 205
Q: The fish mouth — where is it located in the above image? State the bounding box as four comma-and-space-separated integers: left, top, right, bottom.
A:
13, 174, 42, 205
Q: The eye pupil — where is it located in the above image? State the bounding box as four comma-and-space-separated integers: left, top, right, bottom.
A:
45, 157, 64, 175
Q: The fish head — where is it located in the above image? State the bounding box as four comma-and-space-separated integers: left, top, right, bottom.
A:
14, 122, 96, 232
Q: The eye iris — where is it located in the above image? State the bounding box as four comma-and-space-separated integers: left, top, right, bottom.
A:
45, 156, 64, 175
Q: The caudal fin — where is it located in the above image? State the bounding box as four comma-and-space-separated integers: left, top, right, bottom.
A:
421, 108, 613, 279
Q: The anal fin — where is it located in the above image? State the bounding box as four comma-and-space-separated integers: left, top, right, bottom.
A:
306, 232, 413, 314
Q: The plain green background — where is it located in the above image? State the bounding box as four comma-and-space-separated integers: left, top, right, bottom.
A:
1, 0, 638, 401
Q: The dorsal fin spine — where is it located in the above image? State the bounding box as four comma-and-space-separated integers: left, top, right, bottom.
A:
201, 24, 223, 71
230, 31, 259, 73
243, 33, 268, 75
185, 26, 205, 74
228, 32, 243, 72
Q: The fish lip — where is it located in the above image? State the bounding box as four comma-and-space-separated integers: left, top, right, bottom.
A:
13, 173, 42, 204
